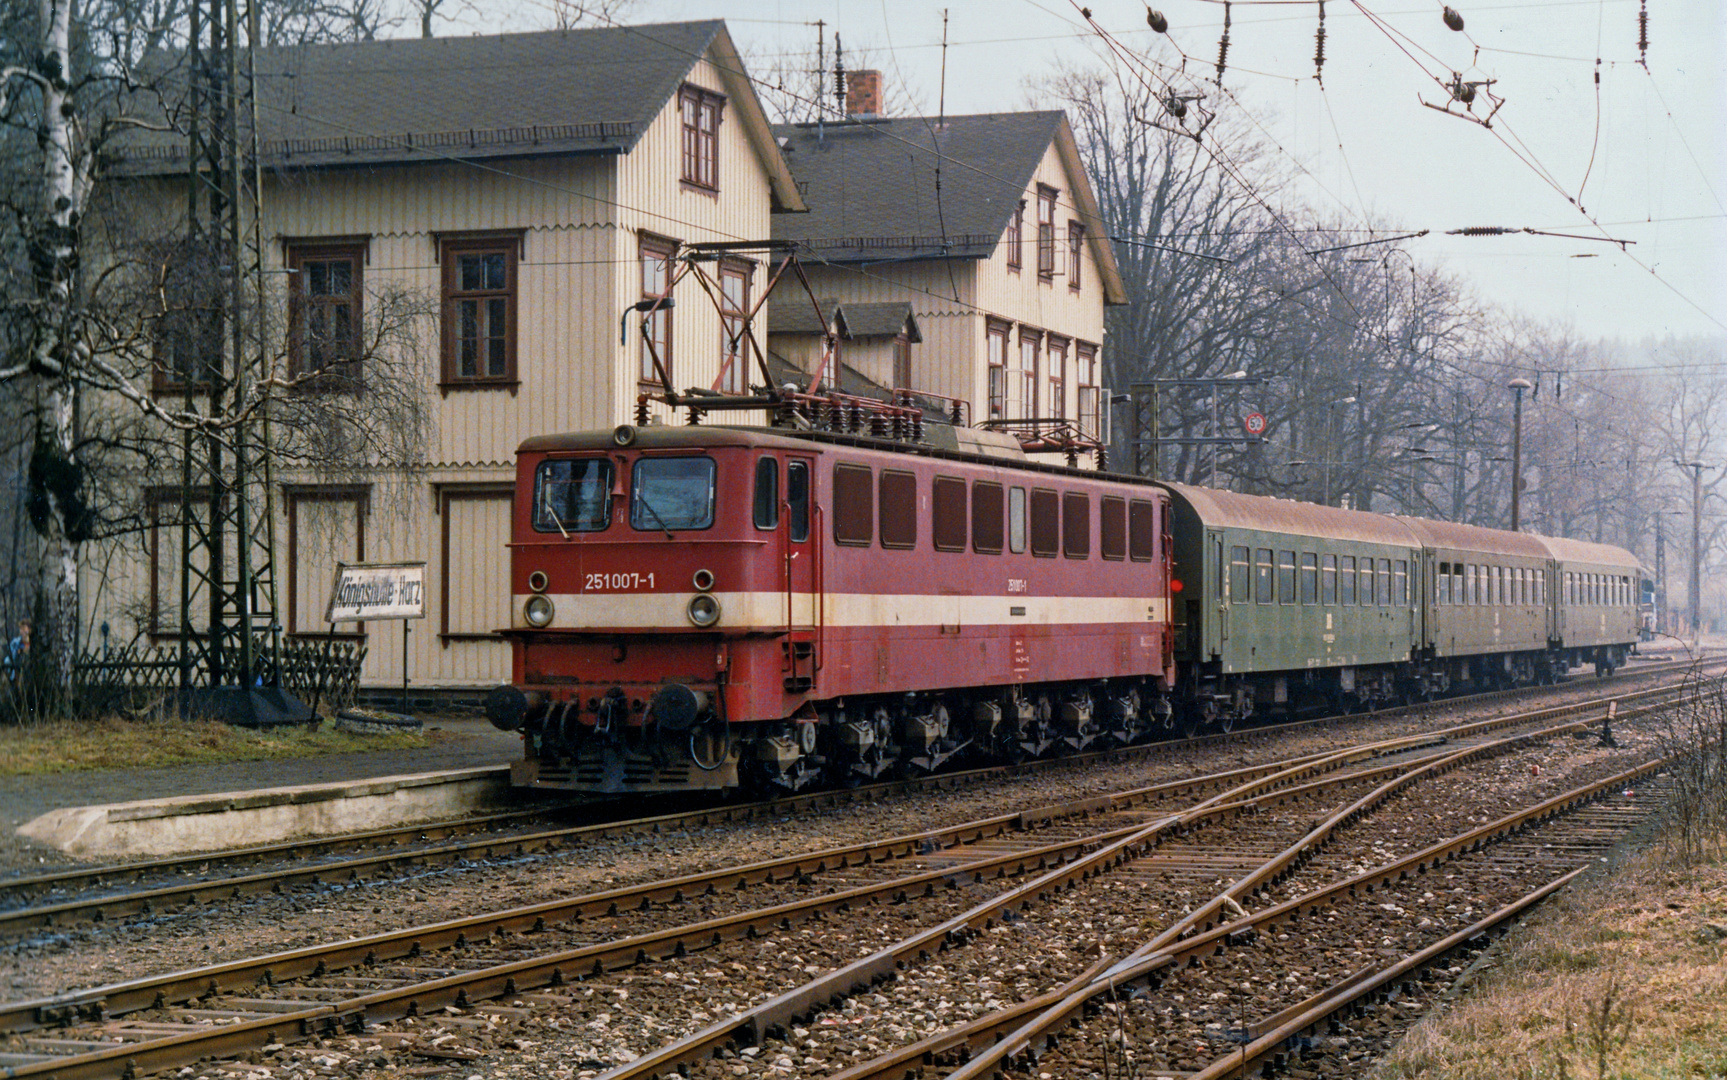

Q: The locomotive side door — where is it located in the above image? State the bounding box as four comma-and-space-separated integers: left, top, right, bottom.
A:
782, 457, 820, 692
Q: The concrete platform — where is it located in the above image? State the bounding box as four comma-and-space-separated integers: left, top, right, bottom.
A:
17, 766, 512, 859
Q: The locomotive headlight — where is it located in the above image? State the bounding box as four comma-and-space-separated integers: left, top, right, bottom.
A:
687, 593, 722, 628
524, 594, 555, 628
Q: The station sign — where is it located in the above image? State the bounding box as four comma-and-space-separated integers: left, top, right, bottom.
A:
324, 561, 427, 623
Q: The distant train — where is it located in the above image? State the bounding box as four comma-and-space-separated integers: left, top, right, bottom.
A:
486, 423, 1641, 796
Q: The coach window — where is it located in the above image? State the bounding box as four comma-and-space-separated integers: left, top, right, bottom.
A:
1230, 546, 1250, 604
833, 463, 873, 546
1322, 554, 1338, 604
1100, 497, 1126, 560
973, 482, 1005, 553
1255, 548, 1274, 604
1340, 555, 1357, 605
1489, 565, 1500, 605
753, 458, 779, 530
1300, 553, 1318, 605
1063, 493, 1090, 558
1359, 556, 1374, 605
1395, 560, 1408, 606
1129, 500, 1158, 561
1277, 550, 1296, 605
932, 477, 968, 552
786, 461, 810, 543
1378, 559, 1391, 605
1437, 562, 1450, 605
1008, 487, 1028, 554
880, 470, 918, 550
1030, 489, 1060, 557
1466, 565, 1477, 606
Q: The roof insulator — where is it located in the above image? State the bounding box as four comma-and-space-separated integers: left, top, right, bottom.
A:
1443, 6, 1465, 31
1147, 7, 1169, 33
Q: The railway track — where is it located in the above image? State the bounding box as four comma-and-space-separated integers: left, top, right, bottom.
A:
0, 681, 1684, 1079
0, 659, 1702, 946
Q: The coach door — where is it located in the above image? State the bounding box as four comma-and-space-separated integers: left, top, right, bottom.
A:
782, 457, 820, 692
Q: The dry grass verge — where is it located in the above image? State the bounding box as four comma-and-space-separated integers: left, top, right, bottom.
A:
0, 717, 446, 776
1373, 842, 1727, 1080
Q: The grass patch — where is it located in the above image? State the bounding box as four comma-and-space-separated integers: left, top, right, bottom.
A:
1372, 844, 1727, 1080
0, 717, 449, 775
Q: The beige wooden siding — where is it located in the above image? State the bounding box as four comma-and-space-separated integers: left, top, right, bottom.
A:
439, 488, 513, 684
285, 488, 365, 637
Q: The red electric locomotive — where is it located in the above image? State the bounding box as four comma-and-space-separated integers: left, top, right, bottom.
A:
485, 423, 1178, 795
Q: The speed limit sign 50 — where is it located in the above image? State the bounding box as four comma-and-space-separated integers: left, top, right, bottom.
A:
1242, 412, 1267, 436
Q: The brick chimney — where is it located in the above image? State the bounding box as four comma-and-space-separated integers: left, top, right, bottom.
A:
846, 69, 882, 118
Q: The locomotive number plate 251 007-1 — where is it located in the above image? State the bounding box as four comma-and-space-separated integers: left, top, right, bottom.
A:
584, 572, 657, 591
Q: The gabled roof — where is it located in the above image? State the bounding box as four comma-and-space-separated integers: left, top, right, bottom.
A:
109, 21, 803, 210
771, 111, 1125, 303
767, 297, 920, 341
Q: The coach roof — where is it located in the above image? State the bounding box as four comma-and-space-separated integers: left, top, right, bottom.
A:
1393, 517, 1553, 559
1162, 484, 1423, 547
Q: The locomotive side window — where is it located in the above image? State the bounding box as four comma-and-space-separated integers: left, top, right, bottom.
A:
1008, 487, 1027, 554
973, 482, 1005, 553
1230, 546, 1250, 604
1063, 493, 1090, 559
1277, 550, 1296, 605
1322, 554, 1338, 604
1300, 553, 1318, 605
833, 464, 874, 546
879, 470, 918, 550
1030, 489, 1060, 557
1128, 500, 1157, 561
533, 458, 614, 533
753, 457, 779, 530
1255, 548, 1274, 604
933, 476, 968, 552
786, 461, 810, 543
1100, 497, 1126, 561
631, 457, 715, 532
1340, 555, 1357, 605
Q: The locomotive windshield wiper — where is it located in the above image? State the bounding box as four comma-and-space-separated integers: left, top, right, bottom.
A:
635, 493, 677, 539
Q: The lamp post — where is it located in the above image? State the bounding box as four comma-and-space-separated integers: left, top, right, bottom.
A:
1324, 396, 1356, 506
1507, 377, 1532, 530
1675, 460, 1706, 642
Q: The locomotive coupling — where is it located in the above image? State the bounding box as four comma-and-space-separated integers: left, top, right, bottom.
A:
485, 686, 545, 732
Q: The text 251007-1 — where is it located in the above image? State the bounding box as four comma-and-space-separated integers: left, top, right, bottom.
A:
585, 572, 656, 591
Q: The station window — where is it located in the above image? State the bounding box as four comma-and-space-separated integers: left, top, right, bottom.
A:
753, 457, 779, 531
932, 476, 967, 552
1100, 497, 1126, 561
1277, 550, 1296, 605
1300, 553, 1319, 605
1008, 487, 1027, 554
1128, 500, 1158, 561
973, 482, 1005, 554
879, 470, 917, 550
1255, 548, 1274, 605
1063, 493, 1091, 559
786, 461, 810, 542
1030, 489, 1060, 557
833, 463, 873, 546
1230, 545, 1250, 604
1395, 560, 1408, 606
1341, 555, 1357, 605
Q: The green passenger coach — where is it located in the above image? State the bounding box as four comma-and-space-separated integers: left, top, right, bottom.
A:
1164, 483, 1423, 724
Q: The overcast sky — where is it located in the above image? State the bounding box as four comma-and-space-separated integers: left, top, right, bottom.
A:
457, 0, 1725, 347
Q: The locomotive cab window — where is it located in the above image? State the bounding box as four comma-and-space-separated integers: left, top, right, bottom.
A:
631, 457, 715, 532
974, 482, 1005, 553
1030, 489, 1060, 557
787, 461, 810, 543
1129, 500, 1158, 561
933, 476, 968, 552
753, 457, 778, 530
534, 458, 614, 533
1230, 546, 1250, 604
1063, 493, 1090, 559
833, 464, 873, 546
1100, 497, 1126, 561
879, 470, 917, 550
